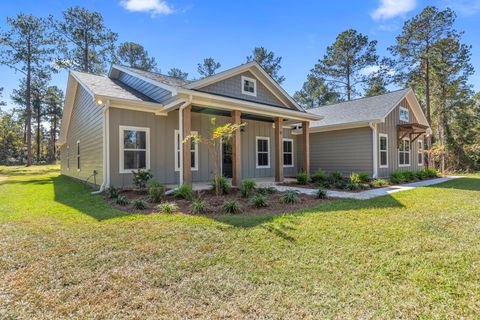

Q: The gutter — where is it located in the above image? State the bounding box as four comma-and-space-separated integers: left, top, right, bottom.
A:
92, 100, 110, 194
369, 121, 380, 179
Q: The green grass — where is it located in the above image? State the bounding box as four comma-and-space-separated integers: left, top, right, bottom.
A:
1, 165, 479, 318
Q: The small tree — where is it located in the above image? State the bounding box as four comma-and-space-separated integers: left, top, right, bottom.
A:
184, 118, 245, 196
197, 57, 221, 77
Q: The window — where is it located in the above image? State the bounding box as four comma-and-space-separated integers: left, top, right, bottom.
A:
174, 130, 198, 171
379, 134, 388, 168
119, 126, 150, 173
66, 145, 70, 170
398, 138, 411, 167
283, 138, 294, 167
256, 136, 270, 168
241, 76, 257, 96
76, 141, 81, 171
400, 107, 410, 122
418, 139, 424, 166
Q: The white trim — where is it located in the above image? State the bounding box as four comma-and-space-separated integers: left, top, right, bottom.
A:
399, 106, 410, 122
119, 126, 151, 174
282, 138, 294, 168
174, 129, 199, 172
76, 140, 81, 172
418, 139, 424, 166
370, 123, 378, 178
379, 133, 389, 169
255, 136, 270, 169
398, 137, 411, 167
241, 76, 257, 97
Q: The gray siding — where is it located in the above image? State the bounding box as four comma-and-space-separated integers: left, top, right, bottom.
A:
377, 99, 425, 177
117, 71, 172, 103
198, 71, 286, 108
108, 108, 299, 187
310, 127, 374, 176
60, 85, 104, 186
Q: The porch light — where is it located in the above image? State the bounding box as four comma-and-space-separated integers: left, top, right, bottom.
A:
96, 99, 103, 105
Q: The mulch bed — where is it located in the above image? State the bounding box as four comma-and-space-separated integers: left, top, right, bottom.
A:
108, 188, 332, 216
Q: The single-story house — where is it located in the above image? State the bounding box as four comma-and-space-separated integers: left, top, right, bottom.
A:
304, 88, 432, 178
57, 62, 321, 190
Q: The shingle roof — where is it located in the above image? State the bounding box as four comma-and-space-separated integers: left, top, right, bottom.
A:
308, 88, 411, 128
118, 66, 192, 87
71, 71, 156, 102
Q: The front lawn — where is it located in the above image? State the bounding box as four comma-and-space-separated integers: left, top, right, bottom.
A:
0, 165, 479, 318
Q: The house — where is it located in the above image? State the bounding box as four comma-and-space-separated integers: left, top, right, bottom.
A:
56, 62, 321, 190
304, 88, 432, 178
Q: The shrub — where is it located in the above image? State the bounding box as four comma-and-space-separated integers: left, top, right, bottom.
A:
190, 199, 208, 214
250, 194, 268, 208
105, 186, 119, 199
311, 169, 327, 184
240, 179, 256, 198
132, 169, 153, 189
158, 202, 179, 214
423, 168, 439, 178
281, 190, 300, 204
403, 171, 416, 182
174, 183, 194, 200
296, 170, 309, 185
350, 172, 362, 184
415, 170, 428, 180
328, 170, 344, 184
222, 200, 242, 214
371, 179, 389, 188
346, 183, 361, 191
132, 199, 147, 210
390, 171, 406, 184
317, 188, 327, 199
333, 180, 347, 190
212, 176, 231, 195
116, 195, 130, 206
257, 187, 277, 195
148, 180, 165, 203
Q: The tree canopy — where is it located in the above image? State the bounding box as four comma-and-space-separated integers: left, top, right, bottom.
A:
116, 42, 157, 71
246, 47, 285, 84
197, 57, 221, 78
168, 67, 189, 80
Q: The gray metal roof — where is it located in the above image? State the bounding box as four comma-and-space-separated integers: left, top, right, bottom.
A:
72, 71, 156, 102
119, 66, 192, 87
308, 88, 411, 128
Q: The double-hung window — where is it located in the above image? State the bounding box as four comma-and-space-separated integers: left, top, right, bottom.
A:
399, 107, 410, 122
256, 136, 270, 168
241, 76, 257, 96
76, 141, 81, 171
283, 138, 294, 167
120, 126, 150, 173
398, 138, 411, 167
174, 130, 198, 171
418, 139, 424, 166
379, 134, 388, 168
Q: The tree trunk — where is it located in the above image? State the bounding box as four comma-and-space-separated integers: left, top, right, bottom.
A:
25, 37, 33, 166
346, 64, 351, 101
36, 98, 41, 163
424, 58, 434, 169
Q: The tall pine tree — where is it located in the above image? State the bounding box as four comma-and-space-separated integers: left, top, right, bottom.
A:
247, 47, 285, 84
116, 42, 157, 71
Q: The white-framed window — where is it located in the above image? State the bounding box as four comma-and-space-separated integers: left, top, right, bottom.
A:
256, 136, 270, 168
66, 145, 70, 170
241, 76, 257, 97
283, 138, 294, 167
379, 133, 388, 168
119, 126, 150, 174
400, 107, 410, 122
76, 140, 81, 171
174, 130, 198, 172
418, 139, 424, 166
398, 138, 411, 167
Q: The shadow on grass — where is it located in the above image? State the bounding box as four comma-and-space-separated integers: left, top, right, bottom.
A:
425, 177, 480, 192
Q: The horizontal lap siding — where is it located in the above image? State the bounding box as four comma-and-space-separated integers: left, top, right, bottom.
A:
310, 127, 373, 176
117, 72, 172, 103
60, 86, 103, 186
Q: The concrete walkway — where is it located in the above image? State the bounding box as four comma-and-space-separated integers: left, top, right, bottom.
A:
273, 176, 463, 200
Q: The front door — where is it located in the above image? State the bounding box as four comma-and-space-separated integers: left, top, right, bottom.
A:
222, 139, 233, 178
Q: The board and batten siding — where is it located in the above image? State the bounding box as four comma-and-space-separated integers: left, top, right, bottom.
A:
376, 99, 424, 177
197, 71, 286, 108
109, 108, 299, 187
117, 71, 172, 103
60, 85, 104, 186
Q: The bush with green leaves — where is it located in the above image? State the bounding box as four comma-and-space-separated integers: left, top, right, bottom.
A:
212, 176, 231, 195
158, 202, 179, 214
174, 183, 194, 200
190, 199, 208, 214
105, 186, 119, 199
328, 170, 344, 185
116, 195, 130, 206
257, 187, 277, 195
317, 188, 327, 199
403, 171, 416, 182
415, 170, 428, 180
250, 194, 268, 208
148, 180, 165, 203
296, 170, 309, 185
350, 172, 370, 184
132, 169, 153, 189
311, 169, 327, 184
390, 171, 406, 184
239, 179, 256, 198
281, 190, 300, 204
222, 200, 242, 214
423, 168, 439, 178
345, 183, 361, 191
132, 199, 147, 210
370, 179, 389, 188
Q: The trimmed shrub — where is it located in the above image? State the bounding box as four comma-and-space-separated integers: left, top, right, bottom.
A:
257, 187, 277, 195
240, 179, 256, 198
190, 199, 208, 215
281, 190, 300, 204
311, 169, 327, 184
317, 188, 327, 199
423, 168, 439, 178
105, 186, 119, 199
415, 170, 428, 180
212, 176, 231, 195
390, 171, 406, 184
403, 171, 416, 182
148, 180, 165, 203
158, 202, 178, 214
174, 183, 194, 200
250, 194, 268, 208
222, 200, 242, 214
296, 170, 309, 185
132, 199, 147, 210
132, 169, 153, 189
116, 195, 130, 206
371, 179, 389, 188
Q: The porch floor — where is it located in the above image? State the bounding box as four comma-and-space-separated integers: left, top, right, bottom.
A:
166, 177, 296, 191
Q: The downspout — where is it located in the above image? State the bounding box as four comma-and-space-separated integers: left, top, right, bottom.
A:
369, 122, 378, 179
92, 100, 110, 194
177, 95, 192, 186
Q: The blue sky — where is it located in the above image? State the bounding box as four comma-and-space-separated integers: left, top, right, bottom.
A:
1, 0, 479, 111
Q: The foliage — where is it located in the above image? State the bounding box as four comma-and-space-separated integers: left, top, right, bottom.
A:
168, 68, 188, 80
317, 188, 328, 199
346, 183, 370, 191
296, 170, 309, 185
246, 47, 285, 84
190, 199, 208, 215
423, 168, 439, 178
158, 202, 179, 214
257, 187, 277, 195
328, 170, 344, 184
222, 200, 242, 214
293, 73, 340, 108
174, 183, 194, 201
350, 172, 370, 184
131, 199, 147, 210
311, 169, 328, 184
148, 180, 165, 203
370, 179, 389, 188
44, 86, 64, 162
0, 110, 24, 165
239, 179, 256, 198
250, 194, 269, 208
116, 42, 157, 71
390, 169, 438, 184
132, 169, 152, 189
105, 186, 119, 199
281, 191, 300, 204
211, 175, 231, 195
197, 57, 221, 77
116, 195, 130, 206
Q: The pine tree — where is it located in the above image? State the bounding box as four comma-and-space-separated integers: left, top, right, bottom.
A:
116, 42, 157, 71
45, 86, 63, 162
197, 57, 221, 77
168, 68, 188, 80
294, 73, 340, 108
246, 47, 285, 84
0, 88, 6, 107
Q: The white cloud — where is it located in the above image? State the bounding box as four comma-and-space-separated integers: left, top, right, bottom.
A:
371, 0, 416, 20
359, 65, 380, 76
120, 0, 174, 16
